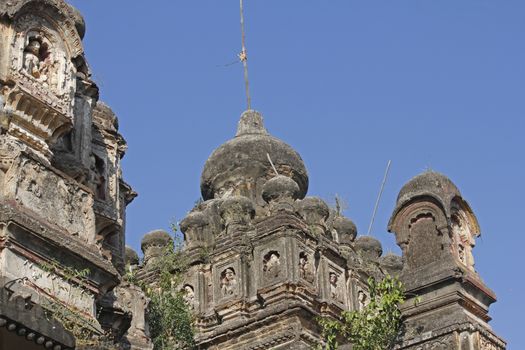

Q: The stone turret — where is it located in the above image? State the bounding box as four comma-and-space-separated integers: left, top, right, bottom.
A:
388, 171, 505, 349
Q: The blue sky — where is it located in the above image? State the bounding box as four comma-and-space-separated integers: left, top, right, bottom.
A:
70, 1, 523, 347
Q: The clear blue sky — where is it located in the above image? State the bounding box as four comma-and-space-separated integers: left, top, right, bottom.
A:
70, 1, 523, 347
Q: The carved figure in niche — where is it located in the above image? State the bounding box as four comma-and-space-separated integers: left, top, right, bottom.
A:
88, 154, 107, 200
182, 285, 195, 310
329, 272, 343, 302
23, 37, 51, 82
220, 267, 237, 297
263, 251, 281, 280
357, 290, 368, 311
451, 213, 475, 271
298, 252, 314, 283
23, 38, 42, 78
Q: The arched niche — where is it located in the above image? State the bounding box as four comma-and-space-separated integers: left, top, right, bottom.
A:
389, 197, 450, 270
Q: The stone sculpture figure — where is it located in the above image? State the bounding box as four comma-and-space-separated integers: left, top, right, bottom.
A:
23, 38, 42, 78
299, 252, 314, 283
357, 290, 368, 311
220, 267, 237, 297
329, 272, 342, 302
263, 251, 281, 280
183, 285, 195, 310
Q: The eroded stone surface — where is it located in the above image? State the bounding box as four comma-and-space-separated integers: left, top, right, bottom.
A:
0, 2, 141, 348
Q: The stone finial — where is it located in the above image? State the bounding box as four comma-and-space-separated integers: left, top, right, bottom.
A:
141, 230, 172, 267
333, 216, 357, 245
262, 175, 300, 203
236, 110, 268, 136
219, 196, 255, 229
379, 253, 403, 276
296, 197, 329, 236
355, 236, 383, 262
125, 245, 139, 267
180, 211, 209, 248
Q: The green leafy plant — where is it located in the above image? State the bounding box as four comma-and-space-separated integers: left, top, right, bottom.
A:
142, 234, 195, 349
318, 275, 405, 350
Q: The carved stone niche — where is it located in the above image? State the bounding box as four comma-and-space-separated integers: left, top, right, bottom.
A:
3, 2, 83, 158
297, 250, 316, 285
349, 278, 369, 312
0, 137, 23, 195
213, 260, 241, 302
389, 201, 450, 271
321, 260, 346, 306
450, 199, 480, 273
12, 155, 96, 242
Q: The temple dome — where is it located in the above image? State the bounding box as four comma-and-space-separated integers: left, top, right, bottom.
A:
200, 110, 308, 202
392, 171, 461, 220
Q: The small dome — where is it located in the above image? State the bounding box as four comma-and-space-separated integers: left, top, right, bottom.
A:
125, 245, 139, 266
219, 195, 255, 217
180, 211, 208, 234
296, 197, 330, 221
201, 110, 308, 202
140, 229, 172, 253
391, 171, 462, 225
355, 236, 383, 259
379, 253, 403, 272
262, 175, 300, 203
333, 216, 357, 244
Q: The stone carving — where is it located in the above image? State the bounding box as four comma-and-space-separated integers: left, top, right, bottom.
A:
451, 211, 475, 271
114, 283, 152, 347
263, 251, 281, 280
408, 334, 453, 350
329, 271, 343, 303
357, 290, 368, 311
23, 38, 44, 79
220, 267, 238, 297
298, 252, 314, 283
88, 154, 107, 200
183, 285, 196, 310
480, 334, 502, 350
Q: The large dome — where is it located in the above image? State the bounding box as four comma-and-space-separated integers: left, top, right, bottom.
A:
200, 110, 308, 202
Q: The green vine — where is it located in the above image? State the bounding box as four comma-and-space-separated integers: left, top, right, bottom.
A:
35, 259, 114, 348
318, 275, 405, 350
139, 234, 195, 349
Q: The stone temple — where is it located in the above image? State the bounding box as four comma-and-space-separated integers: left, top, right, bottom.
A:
0, 1, 507, 349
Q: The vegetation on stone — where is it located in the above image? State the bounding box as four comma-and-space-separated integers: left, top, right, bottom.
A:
141, 235, 195, 350
318, 275, 405, 350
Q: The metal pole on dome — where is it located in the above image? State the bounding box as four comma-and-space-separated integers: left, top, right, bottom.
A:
239, 0, 252, 110
367, 160, 392, 236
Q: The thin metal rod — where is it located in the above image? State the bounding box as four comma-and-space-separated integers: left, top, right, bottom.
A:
267, 153, 279, 176
367, 160, 392, 236
239, 0, 251, 110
